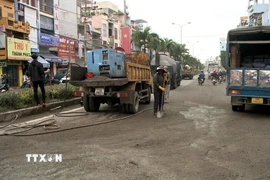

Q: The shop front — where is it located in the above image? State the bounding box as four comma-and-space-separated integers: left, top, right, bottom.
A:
39, 33, 62, 78
4, 37, 31, 87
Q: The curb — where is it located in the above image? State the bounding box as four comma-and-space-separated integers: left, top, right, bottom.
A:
0, 97, 82, 122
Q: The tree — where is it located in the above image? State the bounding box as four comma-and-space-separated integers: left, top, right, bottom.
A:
220, 51, 227, 69
131, 27, 204, 68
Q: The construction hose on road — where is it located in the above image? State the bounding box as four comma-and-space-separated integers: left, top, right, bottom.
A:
0, 107, 153, 137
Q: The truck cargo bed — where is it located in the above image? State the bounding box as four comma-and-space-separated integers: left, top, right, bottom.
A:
70, 76, 129, 87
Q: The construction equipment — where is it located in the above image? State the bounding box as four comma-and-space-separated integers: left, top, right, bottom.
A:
70, 48, 153, 114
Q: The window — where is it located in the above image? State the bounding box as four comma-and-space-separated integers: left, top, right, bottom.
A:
102, 23, 107, 37
102, 50, 108, 60
31, 0, 36, 7
8, 13, 13, 18
114, 28, 118, 39
23, 0, 30, 4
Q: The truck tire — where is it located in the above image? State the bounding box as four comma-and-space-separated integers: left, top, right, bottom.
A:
145, 86, 151, 104
89, 97, 100, 112
83, 93, 91, 112
121, 104, 129, 113
128, 92, 139, 114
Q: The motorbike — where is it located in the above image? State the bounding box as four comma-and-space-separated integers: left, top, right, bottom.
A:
212, 78, 217, 86
21, 80, 31, 88
223, 76, 226, 82
0, 79, 9, 93
198, 78, 204, 85
218, 76, 222, 84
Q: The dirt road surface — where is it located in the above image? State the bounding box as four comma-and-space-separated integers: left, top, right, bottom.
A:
1, 77, 270, 180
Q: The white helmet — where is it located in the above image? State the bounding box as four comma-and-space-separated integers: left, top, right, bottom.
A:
156, 66, 164, 72
163, 66, 168, 72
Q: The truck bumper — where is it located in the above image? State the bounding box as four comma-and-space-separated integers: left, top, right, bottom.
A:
231, 96, 270, 106
88, 91, 135, 104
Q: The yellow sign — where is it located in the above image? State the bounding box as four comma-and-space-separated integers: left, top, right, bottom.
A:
7, 37, 31, 60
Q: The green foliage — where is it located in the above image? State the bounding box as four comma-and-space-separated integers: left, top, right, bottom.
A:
220, 51, 227, 69
0, 84, 79, 112
0, 92, 21, 110
131, 26, 204, 68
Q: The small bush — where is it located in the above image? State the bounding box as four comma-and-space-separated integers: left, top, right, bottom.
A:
0, 92, 22, 110
0, 84, 79, 112
20, 89, 35, 106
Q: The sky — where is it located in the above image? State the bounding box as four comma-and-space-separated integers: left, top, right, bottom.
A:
96, 0, 248, 63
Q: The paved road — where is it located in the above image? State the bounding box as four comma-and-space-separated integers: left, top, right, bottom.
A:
1, 77, 270, 180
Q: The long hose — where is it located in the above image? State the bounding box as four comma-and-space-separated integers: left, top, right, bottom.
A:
0, 107, 152, 136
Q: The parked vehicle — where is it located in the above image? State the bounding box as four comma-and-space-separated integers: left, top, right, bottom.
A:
0, 75, 9, 93
226, 26, 270, 112
151, 52, 179, 90
21, 80, 31, 88
53, 68, 68, 84
70, 48, 153, 114
182, 65, 194, 79
175, 61, 182, 86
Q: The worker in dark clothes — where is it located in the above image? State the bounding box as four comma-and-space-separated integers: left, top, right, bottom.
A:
28, 53, 49, 107
153, 66, 166, 115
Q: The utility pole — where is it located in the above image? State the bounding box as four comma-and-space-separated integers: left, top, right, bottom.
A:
67, 40, 71, 89
83, 0, 88, 67
124, 0, 127, 26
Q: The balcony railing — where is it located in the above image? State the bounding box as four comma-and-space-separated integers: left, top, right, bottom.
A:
40, 3, 53, 15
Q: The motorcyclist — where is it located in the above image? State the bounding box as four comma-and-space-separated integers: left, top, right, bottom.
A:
218, 70, 223, 81
198, 70, 205, 83
211, 70, 218, 80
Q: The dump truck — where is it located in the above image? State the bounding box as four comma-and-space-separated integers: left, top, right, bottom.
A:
70, 48, 153, 114
182, 65, 194, 79
226, 26, 270, 111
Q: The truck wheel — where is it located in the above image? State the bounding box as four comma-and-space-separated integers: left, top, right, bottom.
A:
83, 93, 91, 112
121, 104, 129, 113
145, 86, 151, 104
128, 92, 139, 114
89, 97, 100, 112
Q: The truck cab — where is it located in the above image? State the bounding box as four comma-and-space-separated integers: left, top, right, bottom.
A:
226, 26, 270, 111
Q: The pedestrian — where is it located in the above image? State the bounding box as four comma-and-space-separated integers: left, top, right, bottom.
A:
153, 66, 166, 116
28, 53, 49, 107
163, 66, 170, 103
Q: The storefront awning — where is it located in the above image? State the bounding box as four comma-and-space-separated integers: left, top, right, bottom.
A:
39, 53, 62, 63
28, 56, 50, 68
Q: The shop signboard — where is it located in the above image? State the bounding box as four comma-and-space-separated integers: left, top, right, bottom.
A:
0, 61, 7, 67
40, 33, 60, 46
58, 36, 76, 63
7, 37, 31, 60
